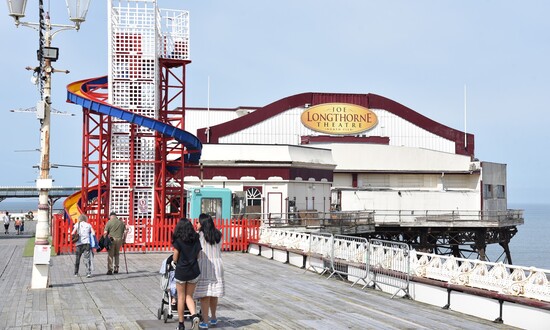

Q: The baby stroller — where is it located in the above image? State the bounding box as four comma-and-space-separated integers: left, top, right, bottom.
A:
158, 254, 193, 323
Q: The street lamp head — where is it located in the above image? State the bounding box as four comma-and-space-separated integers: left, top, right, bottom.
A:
65, 0, 91, 30
6, 0, 28, 23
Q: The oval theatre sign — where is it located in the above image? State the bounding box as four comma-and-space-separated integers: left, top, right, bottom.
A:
301, 103, 378, 135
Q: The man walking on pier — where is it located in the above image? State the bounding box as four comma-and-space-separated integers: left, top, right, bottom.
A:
3, 211, 10, 234
104, 212, 127, 275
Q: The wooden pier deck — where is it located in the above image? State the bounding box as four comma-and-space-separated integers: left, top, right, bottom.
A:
209, 253, 517, 329
0, 229, 517, 329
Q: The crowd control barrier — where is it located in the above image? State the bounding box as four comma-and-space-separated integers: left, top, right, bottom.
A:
328, 235, 370, 287
305, 232, 333, 275
368, 239, 411, 298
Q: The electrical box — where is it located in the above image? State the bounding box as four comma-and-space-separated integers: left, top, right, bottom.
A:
36, 100, 46, 120
33, 245, 51, 265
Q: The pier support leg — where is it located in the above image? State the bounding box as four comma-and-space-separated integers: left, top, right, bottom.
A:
475, 229, 487, 261
499, 240, 513, 265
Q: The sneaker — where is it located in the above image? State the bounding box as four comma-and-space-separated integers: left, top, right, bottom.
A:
74, 273, 78, 277
106, 270, 113, 275
176, 322, 185, 330
191, 314, 200, 329
198, 322, 208, 329
209, 319, 218, 326
86, 274, 92, 278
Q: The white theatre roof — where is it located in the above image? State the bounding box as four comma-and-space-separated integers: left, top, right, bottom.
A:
199, 144, 336, 169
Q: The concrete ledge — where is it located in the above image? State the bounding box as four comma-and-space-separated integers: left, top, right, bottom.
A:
260, 247, 273, 259
248, 243, 261, 256
273, 249, 288, 263
289, 251, 305, 268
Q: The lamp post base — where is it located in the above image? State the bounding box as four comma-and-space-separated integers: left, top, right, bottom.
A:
31, 245, 51, 289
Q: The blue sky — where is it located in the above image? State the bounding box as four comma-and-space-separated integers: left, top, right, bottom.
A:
1, 0, 549, 204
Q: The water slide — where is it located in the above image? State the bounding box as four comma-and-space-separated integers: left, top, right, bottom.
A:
63, 189, 83, 224
63, 76, 203, 222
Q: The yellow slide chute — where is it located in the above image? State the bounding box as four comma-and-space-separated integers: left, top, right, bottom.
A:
63, 190, 82, 224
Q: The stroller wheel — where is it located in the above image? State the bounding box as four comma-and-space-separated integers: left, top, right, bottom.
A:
157, 307, 162, 320
163, 308, 169, 323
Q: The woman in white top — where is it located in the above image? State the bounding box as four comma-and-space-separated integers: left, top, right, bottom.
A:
71, 214, 95, 278
194, 214, 225, 329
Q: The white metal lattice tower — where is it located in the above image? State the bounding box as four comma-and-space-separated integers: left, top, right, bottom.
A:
107, 0, 189, 224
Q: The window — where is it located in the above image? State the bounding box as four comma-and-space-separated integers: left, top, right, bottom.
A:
246, 187, 262, 206
483, 184, 493, 199
495, 185, 506, 199
201, 198, 223, 219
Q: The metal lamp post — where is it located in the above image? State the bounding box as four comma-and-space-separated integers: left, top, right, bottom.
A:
6, 0, 91, 289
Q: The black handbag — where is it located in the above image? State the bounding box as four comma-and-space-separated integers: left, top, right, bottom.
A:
98, 235, 112, 252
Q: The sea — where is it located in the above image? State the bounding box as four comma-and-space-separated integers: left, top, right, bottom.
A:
1, 199, 549, 270
486, 203, 550, 270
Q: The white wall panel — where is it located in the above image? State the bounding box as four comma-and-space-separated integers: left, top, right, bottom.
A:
341, 190, 480, 213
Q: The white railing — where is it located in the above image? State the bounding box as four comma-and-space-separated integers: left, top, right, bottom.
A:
411, 252, 550, 301
258, 227, 550, 303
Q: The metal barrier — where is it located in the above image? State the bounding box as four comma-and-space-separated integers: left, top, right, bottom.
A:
328, 234, 369, 287
245, 210, 375, 227
53, 215, 261, 254
305, 232, 333, 275
368, 239, 411, 298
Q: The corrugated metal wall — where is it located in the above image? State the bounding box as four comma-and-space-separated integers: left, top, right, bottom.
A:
216, 106, 455, 153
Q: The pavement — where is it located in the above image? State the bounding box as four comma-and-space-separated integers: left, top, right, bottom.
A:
0, 221, 518, 330
0, 221, 187, 330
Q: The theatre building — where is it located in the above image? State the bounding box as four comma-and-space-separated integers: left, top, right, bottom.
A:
182, 92, 523, 258
183, 92, 502, 214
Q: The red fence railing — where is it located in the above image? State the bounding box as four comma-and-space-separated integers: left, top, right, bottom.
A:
53, 214, 261, 255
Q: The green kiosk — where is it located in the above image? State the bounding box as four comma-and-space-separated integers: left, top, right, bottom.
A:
186, 187, 233, 220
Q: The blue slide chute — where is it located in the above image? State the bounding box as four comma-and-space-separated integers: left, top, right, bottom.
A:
67, 76, 202, 163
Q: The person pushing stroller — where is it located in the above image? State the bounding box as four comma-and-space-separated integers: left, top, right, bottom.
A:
158, 254, 179, 322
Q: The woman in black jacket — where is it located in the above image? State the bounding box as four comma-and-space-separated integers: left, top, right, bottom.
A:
172, 219, 202, 330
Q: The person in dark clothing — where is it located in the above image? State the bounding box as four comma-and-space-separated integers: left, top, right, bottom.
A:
172, 219, 202, 330
103, 211, 126, 275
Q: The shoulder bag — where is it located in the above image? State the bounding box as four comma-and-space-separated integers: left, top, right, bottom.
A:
71, 222, 81, 243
